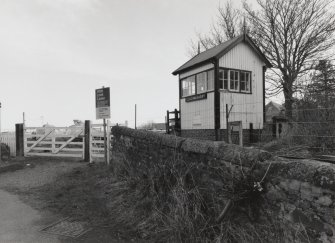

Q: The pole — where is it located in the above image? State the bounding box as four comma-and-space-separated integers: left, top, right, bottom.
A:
103, 118, 107, 164
135, 104, 137, 129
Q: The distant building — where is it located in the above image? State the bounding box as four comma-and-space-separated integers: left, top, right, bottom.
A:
265, 101, 284, 123
140, 122, 166, 133
172, 34, 272, 143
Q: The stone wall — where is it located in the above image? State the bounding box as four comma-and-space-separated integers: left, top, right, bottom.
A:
111, 126, 335, 242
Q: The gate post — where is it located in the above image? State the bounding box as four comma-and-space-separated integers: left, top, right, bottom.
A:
84, 120, 91, 162
15, 123, 24, 157
238, 122, 243, 147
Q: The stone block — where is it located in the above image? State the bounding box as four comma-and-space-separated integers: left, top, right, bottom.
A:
266, 187, 286, 201
316, 196, 333, 207
288, 179, 301, 192
301, 187, 313, 201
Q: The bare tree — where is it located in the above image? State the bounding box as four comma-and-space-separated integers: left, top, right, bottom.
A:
244, 0, 335, 119
189, 1, 243, 57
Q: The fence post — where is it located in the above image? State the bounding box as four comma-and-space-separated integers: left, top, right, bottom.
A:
239, 122, 243, 147
107, 120, 111, 165
84, 120, 91, 162
15, 123, 24, 157
249, 123, 253, 144
166, 110, 169, 134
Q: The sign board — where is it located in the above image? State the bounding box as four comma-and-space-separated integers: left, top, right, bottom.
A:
185, 93, 207, 102
96, 87, 110, 119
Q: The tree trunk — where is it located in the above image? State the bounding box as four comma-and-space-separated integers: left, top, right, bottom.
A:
283, 81, 293, 119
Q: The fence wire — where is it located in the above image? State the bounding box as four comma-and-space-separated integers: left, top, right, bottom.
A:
180, 102, 335, 156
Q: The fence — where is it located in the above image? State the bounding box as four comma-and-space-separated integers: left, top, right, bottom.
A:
225, 103, 335, 157
0, 132, 16, 156
180, 99, 335, 157
0, 121, 115, 162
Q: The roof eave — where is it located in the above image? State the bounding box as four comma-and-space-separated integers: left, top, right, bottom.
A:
172, 57, 216, 76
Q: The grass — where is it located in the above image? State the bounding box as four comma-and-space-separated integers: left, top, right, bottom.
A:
107, 151, 312, 242
29, 156, 311, 243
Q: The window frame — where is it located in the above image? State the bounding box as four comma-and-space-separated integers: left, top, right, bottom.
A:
180, 68, 215, 98
180, 67, 252, 98
240, 71, 251, 93
219, 68, 252, 94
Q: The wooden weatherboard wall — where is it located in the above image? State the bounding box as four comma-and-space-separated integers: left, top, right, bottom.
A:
219, 42, 265, 129
179, 63, 215, 130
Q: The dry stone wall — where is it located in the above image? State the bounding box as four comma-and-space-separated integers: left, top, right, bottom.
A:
111, 126, 335, 242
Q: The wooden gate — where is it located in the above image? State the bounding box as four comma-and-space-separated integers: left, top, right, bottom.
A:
90, 122, 112, 162
24, 127, 84, 158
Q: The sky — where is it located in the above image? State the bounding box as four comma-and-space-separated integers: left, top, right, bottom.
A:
0, 0, 255, 131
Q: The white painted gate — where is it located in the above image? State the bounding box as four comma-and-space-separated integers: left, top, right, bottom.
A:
90, 123, 112, 162
24, 127, 85, 158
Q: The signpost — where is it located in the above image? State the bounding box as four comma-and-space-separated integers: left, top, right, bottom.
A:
95, 87, 110, 165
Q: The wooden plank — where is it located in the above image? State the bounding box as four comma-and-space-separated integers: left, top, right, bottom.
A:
91, 148, 105, 152
62, 148, 84, 152
26, 141, 83, 146
92, 141, 104, 144
91, 154, 104, 158
26, 134, 84, 138
26, 129, 54, 153
28, 147, 53, 151
25, 126, 72, 130
25, 153, 82, 158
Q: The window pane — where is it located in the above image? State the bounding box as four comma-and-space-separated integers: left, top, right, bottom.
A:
230, 79, 235, 90
229, 70, 239, 91
207, 70, 214, 91
235, 80, 239, 90
230, 70, 234, 80
240, 80, 245, 91
220, 70, 228, 90
240, 72, 245, 82
224, 80, 228, 89
219, 70, 223, 89
240, 72, 250, 92
181, 76, 195, 97
196, 72, 207, 94
182, 79, 188, 97
246, 73, 250, 92
219, 70, 223, 79
190, 76, 196, 95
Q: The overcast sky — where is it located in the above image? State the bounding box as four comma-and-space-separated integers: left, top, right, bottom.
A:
0, 0, 255, 130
